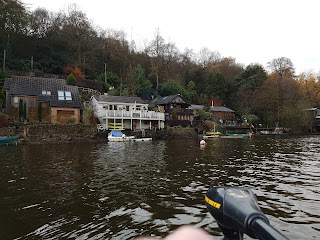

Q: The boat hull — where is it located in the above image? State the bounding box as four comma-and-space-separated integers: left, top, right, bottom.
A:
107, 136, 135, 142
133, 138, 152, 142
220, 135, 246, 139
203, 135, 220, 139
0, 136, 19, 144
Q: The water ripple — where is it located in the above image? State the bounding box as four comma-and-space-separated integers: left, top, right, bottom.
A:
1, 136, 320, 239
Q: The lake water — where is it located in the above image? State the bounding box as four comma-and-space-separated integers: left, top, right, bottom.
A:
1, 135, 319, 239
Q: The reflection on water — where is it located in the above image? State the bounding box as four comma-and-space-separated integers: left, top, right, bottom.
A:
0, 136, 320, 239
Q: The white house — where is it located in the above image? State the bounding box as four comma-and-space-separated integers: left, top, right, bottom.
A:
91, 95, 165, 131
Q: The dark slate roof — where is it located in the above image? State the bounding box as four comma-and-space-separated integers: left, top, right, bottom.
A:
149, 94, 188, 105
210, 106, 235, 112
95, 95, 147, 104
4, 76, 81, 108
189, 104, 204, 110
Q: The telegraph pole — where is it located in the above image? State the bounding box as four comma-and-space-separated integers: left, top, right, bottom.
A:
2, 49, 6, 71
104, 63, 107, 83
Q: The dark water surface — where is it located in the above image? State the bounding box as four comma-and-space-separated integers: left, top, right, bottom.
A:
1, 135, 319, 239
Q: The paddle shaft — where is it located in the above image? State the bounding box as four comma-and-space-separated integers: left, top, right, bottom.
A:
251, 219, 289, 240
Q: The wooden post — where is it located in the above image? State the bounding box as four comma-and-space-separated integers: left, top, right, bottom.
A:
104, 63, 107, 83
3, 49, 5, 71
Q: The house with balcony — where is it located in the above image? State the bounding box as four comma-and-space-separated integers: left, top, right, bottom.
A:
4, 76, 81, 124
149, 94, 194, 127
91, 95, 165, 131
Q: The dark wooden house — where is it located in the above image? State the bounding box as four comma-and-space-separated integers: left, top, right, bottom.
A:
149, 94, 194, 127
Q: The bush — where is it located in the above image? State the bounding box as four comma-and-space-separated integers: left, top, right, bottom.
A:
0, 113, 10, 127
82, 109, 96, 125
65, 116, 77, 124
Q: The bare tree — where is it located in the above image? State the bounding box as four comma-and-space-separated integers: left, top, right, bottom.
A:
267, 57, 296, 125
27, 8, 52, 38
145, 28, 179, 90
197, 47, 221, 68
267, 57, 295, 77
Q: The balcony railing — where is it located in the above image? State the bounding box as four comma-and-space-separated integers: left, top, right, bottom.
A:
98, 110, 165, 121
167, 108, 194, 115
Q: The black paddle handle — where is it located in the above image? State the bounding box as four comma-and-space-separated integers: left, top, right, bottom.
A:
251, 218, 289, 240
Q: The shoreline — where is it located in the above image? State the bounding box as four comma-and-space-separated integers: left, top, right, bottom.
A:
1, 123, 318, 145
0, 124, 199, 145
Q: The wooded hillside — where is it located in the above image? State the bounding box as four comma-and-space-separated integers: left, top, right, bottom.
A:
1, 0, 319, 130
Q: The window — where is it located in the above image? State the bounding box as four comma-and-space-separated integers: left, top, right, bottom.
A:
42, 90, 51, 95
58, 91, 72, 100
65, 91, 72, 100
58, 91, 64, 100
13, 96, 19, 104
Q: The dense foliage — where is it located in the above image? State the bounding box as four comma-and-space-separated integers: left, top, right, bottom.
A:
0, 0, 319, 130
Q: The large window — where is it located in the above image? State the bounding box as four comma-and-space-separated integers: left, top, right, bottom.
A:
58, 91, 72, 100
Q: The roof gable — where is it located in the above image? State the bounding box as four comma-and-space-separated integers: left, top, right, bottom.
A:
150, 94, 189, 105
211, 106, 235, 112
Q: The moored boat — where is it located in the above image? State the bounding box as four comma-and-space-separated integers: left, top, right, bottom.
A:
107, 130, 135, 142
205, 131, 222, 136
132, 137, 152, 142
205, 124, 222, 136
0, 136, 19, 144
203, 135, 220, 139
220, 135, 247, 139
260, 127, 288, 136
225, 133, 253, 138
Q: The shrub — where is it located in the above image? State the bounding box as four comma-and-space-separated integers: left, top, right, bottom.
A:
65, 116, 77, 124
0, 113, 10, 127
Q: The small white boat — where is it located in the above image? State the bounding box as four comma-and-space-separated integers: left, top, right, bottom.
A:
132, 138, 152, 142
260, 127, 288, 136
107, 130, 135, 142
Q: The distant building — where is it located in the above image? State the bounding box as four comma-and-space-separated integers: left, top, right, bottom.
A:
210, 106, 236, 124
304, 107, 320, 132
189, 104, 236, 125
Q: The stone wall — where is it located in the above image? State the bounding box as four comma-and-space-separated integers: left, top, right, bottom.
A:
0, 126, 16, 136
25, 124, 99, 144
0, 124, 199, 144
0, 124, 100, 144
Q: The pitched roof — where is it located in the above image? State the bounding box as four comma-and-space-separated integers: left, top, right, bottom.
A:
4, 76, 81, 108
189, 104, 204, 110
94, 95, 147, 104
210, 106, 235, 112
149, 94, 189, 105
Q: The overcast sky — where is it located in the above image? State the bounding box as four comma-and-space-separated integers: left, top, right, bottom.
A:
22, 0, 320, 74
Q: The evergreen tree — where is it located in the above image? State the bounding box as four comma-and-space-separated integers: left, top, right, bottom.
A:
66, 73, 76, 85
